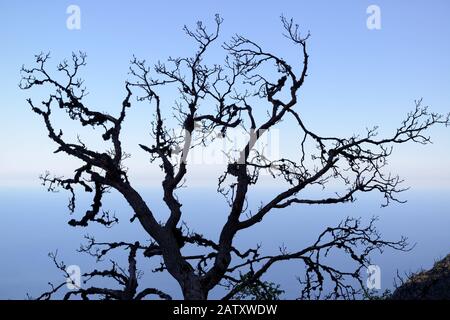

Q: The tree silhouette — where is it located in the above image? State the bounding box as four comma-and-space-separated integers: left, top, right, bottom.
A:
20, 16, 449, 300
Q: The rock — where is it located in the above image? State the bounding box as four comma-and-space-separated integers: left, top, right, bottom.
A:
391, 254, 450, 300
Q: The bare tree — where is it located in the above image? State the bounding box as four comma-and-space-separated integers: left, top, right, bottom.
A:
20, 15, 449, 300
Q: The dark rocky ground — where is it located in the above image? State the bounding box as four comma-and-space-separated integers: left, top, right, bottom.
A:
391, 254, 450, 300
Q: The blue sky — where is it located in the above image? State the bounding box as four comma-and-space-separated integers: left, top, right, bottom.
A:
0, 1, 450, 299
1, 0, 450, 188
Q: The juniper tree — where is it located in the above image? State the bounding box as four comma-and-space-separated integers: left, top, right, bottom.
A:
20, 15, 449, 300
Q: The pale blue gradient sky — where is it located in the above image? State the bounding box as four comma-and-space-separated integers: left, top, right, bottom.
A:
1, 0, 450, 189
0, 1, 450, 299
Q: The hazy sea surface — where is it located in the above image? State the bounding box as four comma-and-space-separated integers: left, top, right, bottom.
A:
0, 186, 449, 299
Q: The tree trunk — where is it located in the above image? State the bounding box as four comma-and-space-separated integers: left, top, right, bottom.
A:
182, 280, 208, 300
